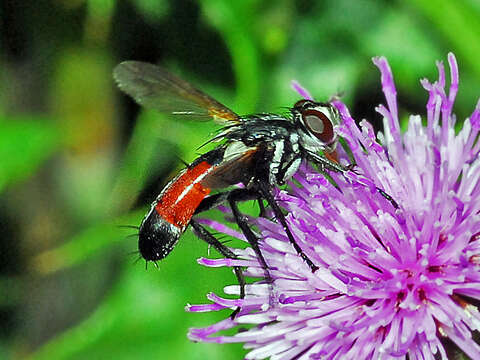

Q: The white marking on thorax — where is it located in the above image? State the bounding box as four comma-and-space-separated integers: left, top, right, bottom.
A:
272, 140, 284, 165
269, 140, 285, 184
290, 133, 299, 152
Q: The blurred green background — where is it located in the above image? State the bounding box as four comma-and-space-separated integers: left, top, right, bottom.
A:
0, 0, 479, 359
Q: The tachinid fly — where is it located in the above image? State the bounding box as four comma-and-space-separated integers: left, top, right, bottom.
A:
113, 61, 397, 302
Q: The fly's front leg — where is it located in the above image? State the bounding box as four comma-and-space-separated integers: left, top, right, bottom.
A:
190, 219, 245, 319
308, 152, 347, 173
308, 152, 398, 209
375, 187, 398, 209
256, 181, 319, 273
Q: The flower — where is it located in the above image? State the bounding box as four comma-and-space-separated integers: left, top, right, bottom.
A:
186, 53, 480, 359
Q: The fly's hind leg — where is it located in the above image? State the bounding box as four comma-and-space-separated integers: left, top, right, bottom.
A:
195, 188, 275, 305
190, 219, 245, 319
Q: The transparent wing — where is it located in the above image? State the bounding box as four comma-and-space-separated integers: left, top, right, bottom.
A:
113, 61, 240, 124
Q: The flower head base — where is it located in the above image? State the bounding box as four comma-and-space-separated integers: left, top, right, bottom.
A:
186, 54, 480, 359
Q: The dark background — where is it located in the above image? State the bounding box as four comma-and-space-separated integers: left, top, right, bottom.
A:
0, 0, 479, 358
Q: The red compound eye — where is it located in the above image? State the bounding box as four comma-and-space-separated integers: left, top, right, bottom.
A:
301, 109, 335, 144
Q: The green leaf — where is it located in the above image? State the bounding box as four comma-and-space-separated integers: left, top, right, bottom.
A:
362, 9, 441, 94
130, 0, 170, 24
30, 209, 146, 275
0, 117, 59, 193
406, 0, 480, 79
106, 108, 218, 214
200, 0, 261, 114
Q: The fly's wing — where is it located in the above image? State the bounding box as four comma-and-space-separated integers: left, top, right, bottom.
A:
113, 61, 240, 124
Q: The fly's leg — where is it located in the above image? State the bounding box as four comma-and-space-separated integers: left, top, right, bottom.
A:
258, 199, 266, 218
226, 190, 273, 286
193, 188, 263, 316
375, 187, 398, 209
190, 219, 245, 319
198, 188, 276, 284
194, 188, 259, 215
197, 184, 319, 276
308, 152, 399, 210
308, 152, 347, 173
255, 181, 319, 273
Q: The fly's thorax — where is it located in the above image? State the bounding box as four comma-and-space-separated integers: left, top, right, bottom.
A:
291, 100, 340, 155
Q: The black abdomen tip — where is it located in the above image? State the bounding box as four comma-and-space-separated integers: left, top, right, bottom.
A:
138, 210, 182, 261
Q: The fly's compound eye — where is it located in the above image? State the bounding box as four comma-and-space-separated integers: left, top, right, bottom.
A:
302, 109, 335, 144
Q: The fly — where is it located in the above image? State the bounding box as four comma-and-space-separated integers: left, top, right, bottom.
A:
113, 61, 398, 307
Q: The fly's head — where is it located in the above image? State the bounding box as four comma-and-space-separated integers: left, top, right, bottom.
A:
291, 99, 341, 155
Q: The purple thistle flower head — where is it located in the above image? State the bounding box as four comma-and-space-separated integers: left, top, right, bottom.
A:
186, 54, 480, 359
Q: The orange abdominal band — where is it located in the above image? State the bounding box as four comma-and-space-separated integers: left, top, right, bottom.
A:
155, 161, 212, 228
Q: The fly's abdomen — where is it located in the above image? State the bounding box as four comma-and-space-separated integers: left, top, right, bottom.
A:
138, 210, 182, 261
155, 161, 212, 228
138, 161, 213, 261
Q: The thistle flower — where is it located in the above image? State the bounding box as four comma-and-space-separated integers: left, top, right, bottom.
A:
186, 53, 480, 360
